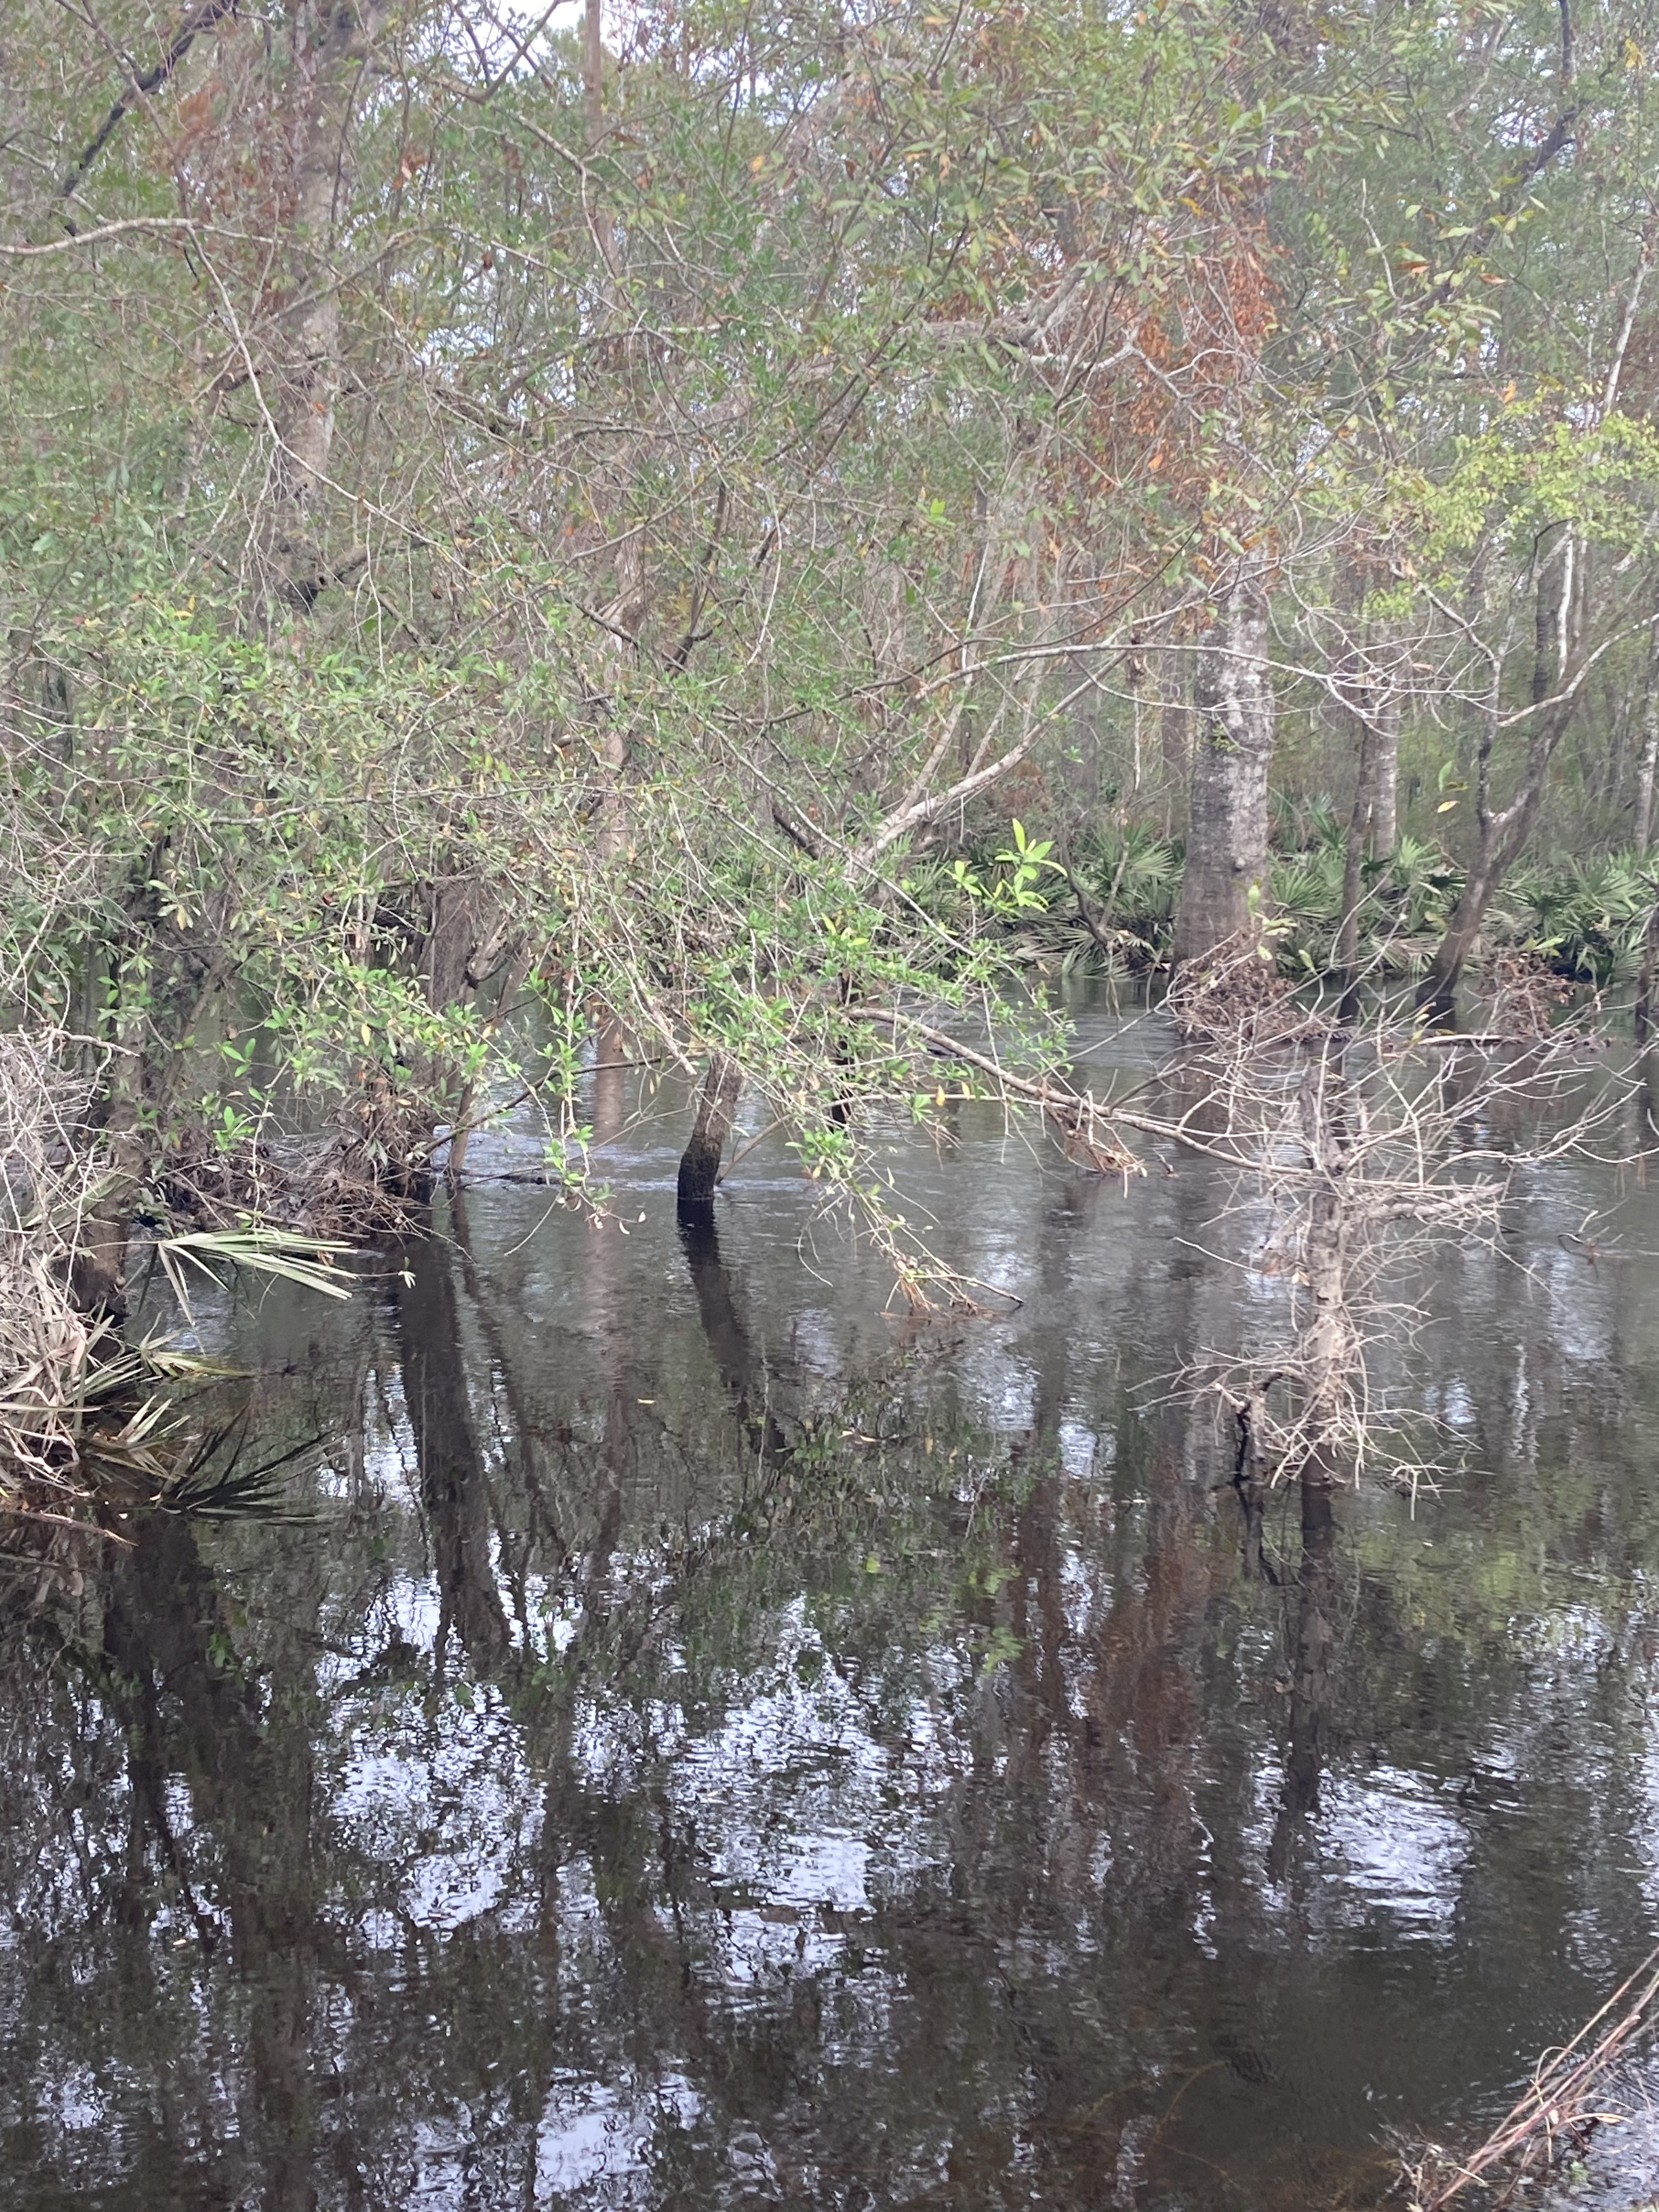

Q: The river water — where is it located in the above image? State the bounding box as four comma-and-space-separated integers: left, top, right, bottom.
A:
5, 995, 1659, 2210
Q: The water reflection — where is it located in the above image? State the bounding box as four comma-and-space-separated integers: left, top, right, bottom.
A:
5, 1001, 1659, 2209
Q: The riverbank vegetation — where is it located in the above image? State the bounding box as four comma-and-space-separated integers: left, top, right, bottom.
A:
4, 0, 1659, 1455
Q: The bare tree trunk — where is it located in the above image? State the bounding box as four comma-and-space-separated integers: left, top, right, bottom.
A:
1636, 898, 1659, 1046
1334, 731, 1370, 1010
263, 0, 384, 611
1172, 556, 1274, 968
676, 1053, 741, 1217
1159, 658, 1190, 841
1333, 656, 1401, 1011
1370, 679, 1400, 857
1531, 523, 1566, 704
1420, 584, 1582, 1018
69, 1086, 144, 1319
1635, 631, 1659, 852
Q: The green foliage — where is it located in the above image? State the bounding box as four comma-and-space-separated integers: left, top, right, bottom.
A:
1491, 853, 1656, 984
950, 821, 1062, 917
1, 0, 1657, 1323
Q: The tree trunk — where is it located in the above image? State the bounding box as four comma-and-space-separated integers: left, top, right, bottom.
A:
1637, 894, 1659, 1045
1419, 859, 1498, 1022
70, 1092, 144, 1321
1420, 720, 1579, 1017
1333, 663, 1401, 1011
1420, 629, 1582, 1018
263, 0, 384, 611
1159, 660, 1190, 841
676, 1053, 741, 1217
1635, 631, 1659, 852
1369, 679, 1400, 857
1171, 556, 1274, 969
1334, 751, 1369, 1014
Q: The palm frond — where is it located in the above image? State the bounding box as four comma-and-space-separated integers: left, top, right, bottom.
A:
154, 1225, 356, 1321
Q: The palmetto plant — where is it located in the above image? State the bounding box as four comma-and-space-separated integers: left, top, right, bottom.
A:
1492, 853, 1655, 983
1077, 825, 1184, 958
1385, 836, 1463, 941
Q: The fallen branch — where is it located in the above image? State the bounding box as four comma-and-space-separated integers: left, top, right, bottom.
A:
1407, 1939, 1659, 2207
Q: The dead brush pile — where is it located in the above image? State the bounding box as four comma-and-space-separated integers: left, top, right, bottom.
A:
0, 1028, 117, 1481
159, 1070, 443, 1244
0, 1029, 356, 1521
1165, 932, 1319, 1048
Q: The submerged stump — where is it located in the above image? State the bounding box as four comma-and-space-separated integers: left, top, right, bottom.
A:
676, 1053, 741, 1218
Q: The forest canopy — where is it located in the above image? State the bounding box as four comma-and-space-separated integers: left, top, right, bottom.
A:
2, 0, 1657, 1343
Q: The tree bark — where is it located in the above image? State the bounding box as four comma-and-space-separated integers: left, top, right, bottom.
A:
69, 1091, 144, 1321
1172, 556, 1274, 969
1419, 672, 1581, 1018
263, 0, 384, 611
676, 1053, 741, 1217
1369, 680, 1400, 858
1159, 657, 1190, 841
1333, 650, 1401, 1011
1634, 630, 1659, 853
1637, 895, 1659, 1046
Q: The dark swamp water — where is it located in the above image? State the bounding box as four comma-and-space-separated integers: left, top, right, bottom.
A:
9, 1000, 1659, 2211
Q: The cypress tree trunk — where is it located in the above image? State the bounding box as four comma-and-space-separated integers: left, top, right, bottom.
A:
676, 1053, 741, 1217
261, 0, 386, 614
1171, 557, 1274, 969
1635, 632, 1659, 853
1334, 667, 1401, 1013
1420, 687, 1581, 1018
69, 1090, 143, 1321
1636, 896, 1659, 1045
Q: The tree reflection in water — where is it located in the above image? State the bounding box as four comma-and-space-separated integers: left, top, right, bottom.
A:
5, 1066, 1659, 2210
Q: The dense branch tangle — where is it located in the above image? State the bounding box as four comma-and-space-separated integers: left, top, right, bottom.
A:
0, 0, 1657, 1352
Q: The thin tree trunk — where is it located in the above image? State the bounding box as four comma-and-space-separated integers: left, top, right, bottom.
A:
676, 1053, 741, 1216
1420, 861, 1495, 1021
1634, 632, 1659, 852
1159, 660, 1189, 841
1370, 680, 1400, 857
1637, 894, 1659, 1045
1334, 726, 1370, 1013
1334, 664, 1401, 1013
263, 0, 384, 612
69, 1089, 144, 1319
1531, 523, 1565, 704
1172, 556, 1274, 968
1420, 656, 1581, 1017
